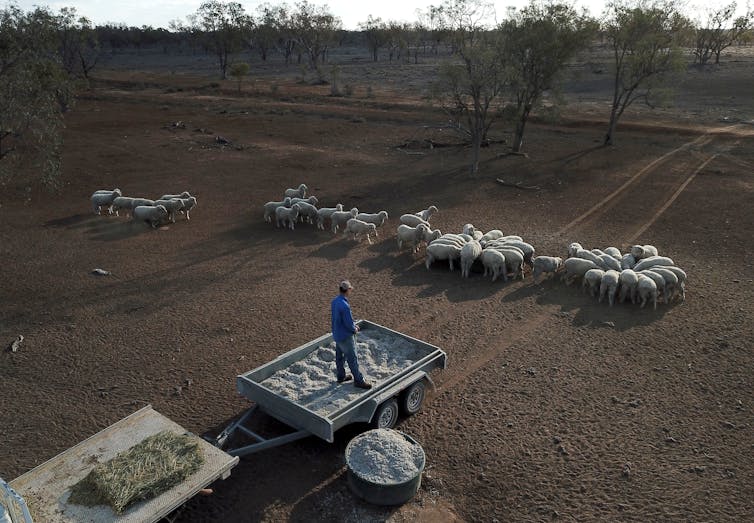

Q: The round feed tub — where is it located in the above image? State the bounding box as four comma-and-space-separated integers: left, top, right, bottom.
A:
345, 429, 426, 506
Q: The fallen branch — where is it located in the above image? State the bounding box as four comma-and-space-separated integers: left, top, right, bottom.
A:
496, 178, 540, 191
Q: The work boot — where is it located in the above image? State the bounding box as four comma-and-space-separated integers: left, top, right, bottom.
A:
354, 381, 372, 390
337, 374, 353, 383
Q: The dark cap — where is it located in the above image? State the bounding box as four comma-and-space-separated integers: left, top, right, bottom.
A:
339, 280, 353, 292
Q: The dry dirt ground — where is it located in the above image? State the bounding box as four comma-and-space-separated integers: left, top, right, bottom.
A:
1, 47, 753, 522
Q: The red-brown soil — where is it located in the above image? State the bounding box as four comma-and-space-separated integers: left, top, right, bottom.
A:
1, 47, 753, 522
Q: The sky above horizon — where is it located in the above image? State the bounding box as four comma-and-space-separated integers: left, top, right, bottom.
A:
8, 0, 740, 29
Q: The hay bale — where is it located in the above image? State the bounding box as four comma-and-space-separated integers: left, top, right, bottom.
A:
69, 431, 204, 513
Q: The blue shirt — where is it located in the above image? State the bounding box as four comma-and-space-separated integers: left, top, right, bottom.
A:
331, 294, 356, 342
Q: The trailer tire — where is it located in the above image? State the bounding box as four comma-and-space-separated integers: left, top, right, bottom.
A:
372, 398, 399, 429
400, 380, 426, 416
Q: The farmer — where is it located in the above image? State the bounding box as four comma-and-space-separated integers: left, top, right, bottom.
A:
331, 280, 372, 390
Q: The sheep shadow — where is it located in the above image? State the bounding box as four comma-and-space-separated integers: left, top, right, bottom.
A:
390, 259, 504, 302
43, 213, 96, 228
309, 239, 358, 260
533, 280, 673, 331
85, 218, 156, 241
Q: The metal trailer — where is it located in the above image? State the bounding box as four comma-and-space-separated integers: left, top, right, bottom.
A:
214, 320, 447, 457
2, 406, 239, 523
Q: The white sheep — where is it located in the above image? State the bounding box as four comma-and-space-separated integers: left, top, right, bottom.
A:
112, 196, 135, 216
630, 244, 659, 260
331, 208, 359, 234
178, 196, 197, 220
414, 205, 438, 222
637, 274, 658, 310
498, 240, 535, 267
604, 247, 622, 259
426, 242, 462, 271
397, 223, 429, 253
399, 213, 430, 228
659, 266, 687, 302
263, 197, 292, 223
599, 254, 622, 272
633, 256, 675, 273
621, 253, 637, 270
429, 235, 469, 249
485, 241, 525, 261
275, 203, 301, 229
284, 184, 307, 199
460, 240, 482, 278
649, 267, 679, 303
575, 249, 605, 268
159, 191, 191, 201
582, 268, 604, 298
532, 256, 562, 283
490, 247, 525, 280
91, 189, 122, 215
638, 270, 669, 303
618, 269, 639, 304
567, 242, 583, 258
130, 197, 155, 208
290, 195, 318, 207
480, 248, 507, 282
316, 204, 343, 230
133, 205, 167, 228
599, 270, 621, 306
295, 201, 319, 224
345, 218, 377, 244
154, 198, 185, 223
355, 211, 389, 235
479, 230, 504, 244
421, 227, 442, 245
562, 258, 599, 285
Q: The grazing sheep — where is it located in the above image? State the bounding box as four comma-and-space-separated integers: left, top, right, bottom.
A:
575, 249, 605, 268
480, 248, 507, 282
621, 253, 637, 270
400, 213, 430, 228
638, 270, 669, 303
618, 269, 639, 304
130, 198, 155, 208
275, 203, 301, 229
460, 240, 483, 278
263, 197, 292, 223
532, 256, 562, 283
345, 218, 377, 244
498, 240, 535, 267
355, 211, 389, 235
414, 205, 438, 222
633, 256, 675, 272
658, 266, 687, 302
154, 199, 185, 223
159, 191, 191, 201
295, 201, 319, 224
284, 184, 307, 199
421, 227, 443, 245
426, 242, 463, 271
490, 247, 525, 280
316, 204, 343, 230
631, 244, 659, 260
485, 241, 525, 260
91, 189, 122, 215
432, 233, 470, 246
562, 258, 599, 285
290, 195, 318, 207
604, 247, 622, 259
637, 274, 658, 310
568, 242, 583, 258
112, 196, 136, 216
599, 270, 621, 306
599, 254, 622, 272
397, 223, 429, 253
591, 248, 605, 256
649, 267, 679, 302
93, 188, 119, 195
133, 205, 168, 228
582, 268, 605, 298
331, 208, 359, 234
178, 196, 197, 220
479, 230, 504, 244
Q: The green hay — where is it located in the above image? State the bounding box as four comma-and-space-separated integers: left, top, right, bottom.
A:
69, 431, 204, 513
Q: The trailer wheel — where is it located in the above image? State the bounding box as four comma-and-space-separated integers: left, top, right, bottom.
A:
372, 398, 399, 429
400, 380, 426, 415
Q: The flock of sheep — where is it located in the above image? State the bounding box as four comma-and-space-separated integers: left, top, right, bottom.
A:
258, 184, 688, 310
90, 188, 198, 228
263, 183, 389, 242
559, 242, 687, 309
